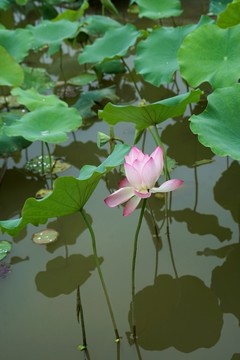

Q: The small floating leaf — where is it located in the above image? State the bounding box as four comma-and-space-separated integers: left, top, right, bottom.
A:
32, 229, 59, 245
67, 73, 97, 86
77, 345, 87, 351
0, 240, 12, 261
35, 189, 52, 199
25, 155, 71, 176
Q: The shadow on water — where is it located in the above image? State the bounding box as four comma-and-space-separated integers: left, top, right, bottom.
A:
35, 254, 103, 297
128, 274, 223, 352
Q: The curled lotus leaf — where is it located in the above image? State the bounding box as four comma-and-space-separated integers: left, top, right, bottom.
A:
78, 24, 139, 64
189, 85, 240, 160
0, 46, 24, 86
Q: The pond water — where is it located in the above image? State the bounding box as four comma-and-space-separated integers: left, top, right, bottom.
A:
1, 1, 240, 359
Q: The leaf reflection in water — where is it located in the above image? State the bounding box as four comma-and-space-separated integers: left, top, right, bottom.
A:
128, 274, 223, 352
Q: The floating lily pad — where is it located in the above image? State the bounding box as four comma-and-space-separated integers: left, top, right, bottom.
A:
35, 189, 52, 199
67, 73, 97, 86
24, 155, 71, 175
0, 112, 32, 157
11, 87, 66, 111
22, 66, 54, 92
0, 240, 12, 261
5, 105, 82, 144
32, 229, 59, 244
94, 60, 126, 75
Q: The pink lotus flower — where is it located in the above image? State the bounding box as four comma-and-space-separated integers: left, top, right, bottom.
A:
104, 146, 183, 216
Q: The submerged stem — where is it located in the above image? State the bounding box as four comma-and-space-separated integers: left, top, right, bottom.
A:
131, 199, 147, 339
76, 285, 87, 349
165, 194, 178, 279
80, 209, 120, 342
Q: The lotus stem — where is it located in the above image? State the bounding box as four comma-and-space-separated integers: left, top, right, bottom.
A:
121, 57, 142, 99
165, 194, 178, 279
131, 199, 147, 339
44, 141, 53, 189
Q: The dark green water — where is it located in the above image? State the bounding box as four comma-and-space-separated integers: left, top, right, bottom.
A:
1, 1, 240, 359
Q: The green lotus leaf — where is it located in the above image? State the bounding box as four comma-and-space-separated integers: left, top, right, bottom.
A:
135, 24, 196, 86
78, 24, 139, 64
22, 66, 54, 92
189, 85, 240, 160
81, 15, 121, 36
101, 0, 120, 17
178, 23, 240, 89
0, 112, 31, 156
27, 20, 80, 55
0, 240, 12, 261
209, 0, 232, 15
16, 0, 29, 4
11, 87, 66, 111
217, 0, 240, 28
0, 0, 11, 10
135, 16, 213, 86
94, 59, 126, 75
53, 0, 88, 21
67, 73, 97, 86
74, 86, 118, 118
5, 105, 82, 144
99, 90, 202, 131
0, 28, 33, 62
0, 46, 24, 86
0, 144, 131, 235
133, 0, 182, 19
